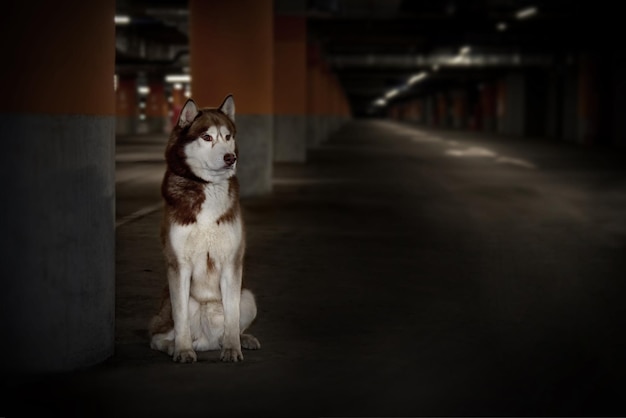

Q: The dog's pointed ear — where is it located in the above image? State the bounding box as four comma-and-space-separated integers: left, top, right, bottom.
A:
219, 94, 235, 122
177, 99, 199, 128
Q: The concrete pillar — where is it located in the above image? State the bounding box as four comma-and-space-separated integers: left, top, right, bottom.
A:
328, 73, 340, 135
524, 70, 549, 138
414, 99, 424, 124
146, 78, 168, 134
436, 93, 448, 127
481, 82, 497, 132
561, 57, 579, 142
426, 96, 436, 126
498, 73, 527, 137
189, 0, 274, 196
577, 55, 599, 144
0, 0, 115, 373
338, 87, 350, 123
451, 89, 468, 129
307, 44, 323, 148
611, 54, 626, 147
274, 16, 307, 163
318, 62, 331, 143
116, 74, 138, 135
169, 83, 187, 129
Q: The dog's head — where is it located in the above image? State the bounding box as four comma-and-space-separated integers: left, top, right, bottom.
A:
166, 95, 237, 183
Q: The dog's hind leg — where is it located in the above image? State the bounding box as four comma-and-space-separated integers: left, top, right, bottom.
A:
240, 289, 260, 350
150, 330, 175, 355
149, 286, 175, 354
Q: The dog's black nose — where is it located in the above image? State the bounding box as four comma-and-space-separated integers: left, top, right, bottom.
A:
224, 153, 236, 166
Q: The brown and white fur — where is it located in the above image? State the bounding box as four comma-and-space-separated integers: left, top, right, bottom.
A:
149, 95, 260, 363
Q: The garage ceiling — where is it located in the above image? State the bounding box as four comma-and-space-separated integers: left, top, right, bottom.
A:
115, 0, 613, 115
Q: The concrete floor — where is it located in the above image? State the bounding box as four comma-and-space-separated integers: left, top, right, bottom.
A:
5, 120, 626, 417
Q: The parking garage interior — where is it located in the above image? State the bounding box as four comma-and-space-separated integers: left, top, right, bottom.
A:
2, 1, 626, 416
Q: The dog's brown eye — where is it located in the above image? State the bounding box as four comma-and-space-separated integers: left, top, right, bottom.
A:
202, 134, 213, 142
225, 134, 231, 141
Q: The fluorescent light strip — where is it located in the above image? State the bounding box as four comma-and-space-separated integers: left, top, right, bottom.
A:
115, 15, 131, 25
165, 74, 191, 83
385, 88, 400, 99
450, 55, 464, 64
516, 6, 537, 19
408, 72, 428, 85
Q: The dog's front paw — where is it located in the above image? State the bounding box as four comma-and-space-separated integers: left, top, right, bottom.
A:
220, 347, 243, 363
173, 348, 197, 363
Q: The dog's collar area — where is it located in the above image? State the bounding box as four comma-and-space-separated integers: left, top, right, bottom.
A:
174, 170, 210, 185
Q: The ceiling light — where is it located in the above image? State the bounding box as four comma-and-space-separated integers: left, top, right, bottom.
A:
385, 89, 400, 99
450, 55, 464, 64
497, 22, 508, 31
115, 15, 131, 25
459, 46, 471, 55
165, 74, 191, 83
515, 6, 537, 19
374, 98, 387, 106
137, 86, 150, 95
408, 72, 428, 85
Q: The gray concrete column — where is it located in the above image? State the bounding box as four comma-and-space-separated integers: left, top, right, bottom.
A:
0, 0, 116, 373
497, 73, 526, 137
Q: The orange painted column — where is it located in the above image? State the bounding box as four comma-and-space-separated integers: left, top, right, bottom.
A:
0, 0, 115, 373
274, 16, 307, 162
307, 43, 323, 148
189, 0, 274, 196
169, 84, 187, 129
116, 75, 137, 135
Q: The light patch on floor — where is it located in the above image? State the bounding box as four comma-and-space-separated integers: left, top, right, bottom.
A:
446, 146, 498, 158
445, 147, 536, 169
116, 202, 163, 228
495, 156, 537, 169
273, 178, 355, 186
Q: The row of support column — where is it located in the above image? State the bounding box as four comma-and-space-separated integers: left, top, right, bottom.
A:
188, 0, 350, 197
117, 2, 351, 197
1, 0, 351, 374
388, 54, 626, 147
115, 75, 193, 136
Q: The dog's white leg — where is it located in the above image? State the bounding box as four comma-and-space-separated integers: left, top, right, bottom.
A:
220, 264, 243, 362
169, 264, 197, 363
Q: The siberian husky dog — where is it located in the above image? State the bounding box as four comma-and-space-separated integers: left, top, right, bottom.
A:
149, 95, 260, 363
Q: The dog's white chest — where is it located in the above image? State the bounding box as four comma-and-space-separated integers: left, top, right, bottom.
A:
169, 182, 241, 263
